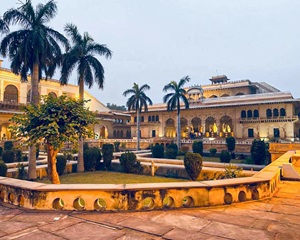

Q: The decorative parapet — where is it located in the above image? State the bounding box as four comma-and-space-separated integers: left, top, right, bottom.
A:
0, 151, 295, 212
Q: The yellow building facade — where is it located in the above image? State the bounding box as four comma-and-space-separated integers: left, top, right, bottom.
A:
0, 61, 130, 140
129, 75, 300, 142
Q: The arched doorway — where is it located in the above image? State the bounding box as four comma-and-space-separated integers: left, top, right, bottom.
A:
191, 117, 202, 138
165, 118, 176, 138
99, 126, 108, 139
180, 117, 188, 138
4, 85, 18, 103
205, 117, 217, 137
220, 115, 233, 137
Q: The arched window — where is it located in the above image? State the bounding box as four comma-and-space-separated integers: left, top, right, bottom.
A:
280, 108, 286, 117
247, 110, 253, 118
266, 109, 272, 118
209, 95, 218, 98
273, 108, 279, 118
120, 131, 123, 138
113, 130, 116, 138
156, 115, 159, 122
151, 116, 155, 122
126, 130, 131, 138
236, 92, 245, 96
148, 116, 151, 122
253, 109, 259, 118
221, 94, 229, 97
4, 85, 18, 103
134, 116, 137, 122
241, 110, 246, 118
141, 116, 144, 122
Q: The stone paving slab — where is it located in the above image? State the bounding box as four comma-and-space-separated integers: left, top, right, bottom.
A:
204, 211, 257, 227
201, 221, 275, 240
150, 212, 211, 231
1, 229, 66, 240
163, 228, 217, 240
117, 217, 173, 236
39, 216, 83, 233
55, 222, 125, 240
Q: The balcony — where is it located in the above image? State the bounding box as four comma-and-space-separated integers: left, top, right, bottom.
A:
239, 115, 299, 123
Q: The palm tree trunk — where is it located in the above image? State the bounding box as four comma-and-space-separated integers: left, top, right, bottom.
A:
177, 99, 181, 150
177, 112, 181, 150
47, 144, 60, 184
137, 110, 140, 150
28, 63, 39, 180
77, 77, 84, 172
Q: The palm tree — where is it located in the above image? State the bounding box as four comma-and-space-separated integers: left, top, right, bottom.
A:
123, 83, 153, 150
0, 18, 8, 34
163, 76, 190, 149
60, 23, 112, 172
0, 0, 69, 180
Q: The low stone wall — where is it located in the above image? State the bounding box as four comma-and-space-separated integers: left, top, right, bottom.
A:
0, 151, 294, 212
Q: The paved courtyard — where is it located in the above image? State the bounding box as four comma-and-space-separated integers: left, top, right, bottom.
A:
0, 181, 299, 240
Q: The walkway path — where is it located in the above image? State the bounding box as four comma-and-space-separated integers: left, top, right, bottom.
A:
0, 181, 300, 240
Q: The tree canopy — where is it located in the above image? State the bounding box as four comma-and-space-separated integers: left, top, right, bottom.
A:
10, 95, 97, 149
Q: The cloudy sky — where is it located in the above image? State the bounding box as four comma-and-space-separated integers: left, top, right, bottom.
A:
1, 0, 300, 106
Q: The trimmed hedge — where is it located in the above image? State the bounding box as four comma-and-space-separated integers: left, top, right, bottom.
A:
165, 143, 178, 159
84, 147, 101, 171
102, 144, 114, 170
184, 152, 203, 181
119, 152, 141, 173
0, 161, 7, 177
4, 141, 13, 150
251, 139, 267, 165
151, 144, 164, 158
2, 150, 15, 163
192, 141, 203, 155
220, 150, 231, 163
56, 155, 67, 176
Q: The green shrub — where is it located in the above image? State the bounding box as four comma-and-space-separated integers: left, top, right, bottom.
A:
224, 164, 243, 178
17, 163, 26, 180
220, 150, 231, 163
22, 155, 28, 162
184, 152, 203, 181
0, 146, 3, 157
209, 148, 217, 156
84, 147, 101, 171
151, 144, 164, 158
4, 141, 13, 150
15, 149, 22, 162
119, 152, 141, 173
251, 139, 267, 165
226, 137, 236, 152
102, 144, 114, 170
0, 161, 7, 177
83, 142, 89, 151
165, 143, 178, 159
245, 156, 253, 164
64, 153, 73, 161
180, 145, 190, 155
192, 141, 203, 155
114, 141, 120, 152
2, 150, 15, 163
56, 155, 67, 176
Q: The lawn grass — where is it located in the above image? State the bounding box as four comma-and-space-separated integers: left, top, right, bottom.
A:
177, 155, 244, 164
38, 171, 189, 184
